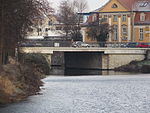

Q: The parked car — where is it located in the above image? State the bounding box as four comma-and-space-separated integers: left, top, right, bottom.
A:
126, 42, 139, 48
136, 43, 150, 48
72, 41, 90, 47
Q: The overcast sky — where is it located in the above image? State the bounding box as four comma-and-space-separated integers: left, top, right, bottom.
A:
50, 0, 109, 12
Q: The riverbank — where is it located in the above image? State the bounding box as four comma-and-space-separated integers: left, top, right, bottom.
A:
0, 63, 43, 104
115, 60, 150, 73
0, 54, 50, 104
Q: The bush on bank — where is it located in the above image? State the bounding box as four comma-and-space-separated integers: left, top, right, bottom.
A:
0, 63, 42, 104
115, 60, 150, 73
23, 53, 51, 76
0, 54, 51, 104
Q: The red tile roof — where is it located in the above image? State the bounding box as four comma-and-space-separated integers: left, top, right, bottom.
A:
118, 0, 150, 11
117, 0, 137, 10
118, 0, 150, 24
134, 12, 150, 25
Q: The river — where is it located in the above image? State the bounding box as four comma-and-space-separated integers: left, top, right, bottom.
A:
0, 68, 150, 113
49, 67, 136, 76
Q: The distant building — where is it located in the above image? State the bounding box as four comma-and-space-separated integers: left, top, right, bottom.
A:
27, 15, 66, 38
25, 15, 72, 47
81, 0, 150, 43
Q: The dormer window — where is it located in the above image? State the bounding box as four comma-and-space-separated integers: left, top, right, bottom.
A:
140, 13, 145, 21
112, 4, 118, 8
139, 2, 148, 7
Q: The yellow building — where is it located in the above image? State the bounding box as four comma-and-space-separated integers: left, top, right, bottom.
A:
82, 0, 150, 43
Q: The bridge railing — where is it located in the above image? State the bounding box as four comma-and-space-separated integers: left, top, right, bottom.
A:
19, 40, 72, 47
19, 40, 148, 48
19, 41, 126, 48
87, 42, 129, 48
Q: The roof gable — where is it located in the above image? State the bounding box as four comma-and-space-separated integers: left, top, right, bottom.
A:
99, 0, 129, 12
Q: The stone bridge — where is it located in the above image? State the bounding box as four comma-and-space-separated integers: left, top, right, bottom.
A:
19, 47, 149, 69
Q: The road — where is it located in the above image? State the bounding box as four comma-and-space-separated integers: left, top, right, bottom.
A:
1, 75, 150, 113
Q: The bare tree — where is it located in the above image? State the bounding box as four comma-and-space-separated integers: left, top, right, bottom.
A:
58, 0, 87, 41
73, 0, 88, 13
87, 18, 112, 43
0, 0, 53, 65
73, 0, 88, 24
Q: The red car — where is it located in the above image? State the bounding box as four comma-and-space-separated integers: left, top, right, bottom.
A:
136, 43, 150, 48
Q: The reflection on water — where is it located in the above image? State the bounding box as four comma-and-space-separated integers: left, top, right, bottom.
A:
65, 69, 133, 76
49, 66, 134, 76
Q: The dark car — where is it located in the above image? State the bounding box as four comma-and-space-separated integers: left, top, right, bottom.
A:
136, 43, 150, 48
126, 42, 139, 48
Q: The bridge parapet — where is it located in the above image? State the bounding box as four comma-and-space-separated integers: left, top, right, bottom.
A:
19, 47, 148, 55
104, 49, 146, 55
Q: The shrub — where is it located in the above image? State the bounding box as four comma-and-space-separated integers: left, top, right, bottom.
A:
23, 53, 51, 75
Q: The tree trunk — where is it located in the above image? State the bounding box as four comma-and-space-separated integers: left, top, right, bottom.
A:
0, 0, 4, 65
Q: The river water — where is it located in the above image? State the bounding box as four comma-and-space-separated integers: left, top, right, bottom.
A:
0, 68, 150, 113
49, 67, 136, 76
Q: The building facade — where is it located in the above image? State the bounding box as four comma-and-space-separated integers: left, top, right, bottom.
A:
27, 15, 65, 37
82, 0, 150, 43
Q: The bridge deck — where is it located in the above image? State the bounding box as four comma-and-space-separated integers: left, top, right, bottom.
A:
19, 47, 149, 54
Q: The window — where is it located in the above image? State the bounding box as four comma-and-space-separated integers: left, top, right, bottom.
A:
56, 27, 61, 30
122, 15, 126, 21
45, 28, 48, 32
28, 28, 33, 32
79, 15, 84, 23
145, 26, 149, 37
92, 15, 97, 22
122, 36, 127, 41
140, 13, 145, 21
113, 25, 117, 40
104, 15, 107, 18
37, 28, 41, 32
112, 4, 118, 8
103, 15, 108, 22
40, 20, 43, 25
139, 2, 148, 7
113, 15, 117, 22
139, 28, 144, 40
48, 21, 52, 25
141, 16, 145, 21
122, 25, 127, 36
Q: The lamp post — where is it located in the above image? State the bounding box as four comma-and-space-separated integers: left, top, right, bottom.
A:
131, 2, 135, 42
